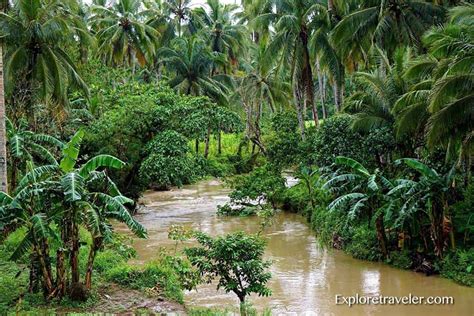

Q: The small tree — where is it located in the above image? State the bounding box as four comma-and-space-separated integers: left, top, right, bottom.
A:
185, 231, 272, 314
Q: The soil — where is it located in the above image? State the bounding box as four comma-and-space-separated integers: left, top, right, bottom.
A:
60, 283, 186, 315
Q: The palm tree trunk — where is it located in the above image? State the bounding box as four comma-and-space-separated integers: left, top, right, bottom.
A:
333, 82, 339, 112
328, 0, 334, 11
315, 58, 327, 119
333, 79, 345, 112
0, 44, 7, 193
293, 84, 306, 140
300, 31, 318, 127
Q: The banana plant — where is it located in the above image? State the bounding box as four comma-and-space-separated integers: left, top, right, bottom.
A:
323, 156, 394, 258
6, 117, 63, 191
389, 158, 457, 257
0, 130, 147, 299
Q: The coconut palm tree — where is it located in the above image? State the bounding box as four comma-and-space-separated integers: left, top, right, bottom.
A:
345, 47, 410, 132
90, 0, 160, 67
309, 2, 345, 113
0, 0, 90, 117
394, 4, 473, 162
158, 36, 230, 103
163, 0, 197, 37
195, 0, 246, 74
264, 0, 321, 137
237, 0, 272, 44
236, 43, 290, 152
332, 0, 445, 63
0, 44, 7, 194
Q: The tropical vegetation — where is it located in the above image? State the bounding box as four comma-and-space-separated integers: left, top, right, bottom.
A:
0, 0, 472, 314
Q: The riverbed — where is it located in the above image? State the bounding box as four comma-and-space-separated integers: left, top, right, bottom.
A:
118, 179, 474, 315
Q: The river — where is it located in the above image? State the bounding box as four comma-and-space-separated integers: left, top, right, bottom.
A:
119, 179, 474, 315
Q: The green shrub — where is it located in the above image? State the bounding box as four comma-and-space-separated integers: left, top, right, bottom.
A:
266, 112, 302, 167
277, 183, 311, 213
227, 164, 286, 210
305, 115, 370, 168
217, 204, 257, 217
105, 259, 185, 303
194, 156, 232, 178
345, 226, 382, 261
0, 258, 28, 314
389, 250, 413, 269
139, 130, 197, 190
310, 206, 346, 247
439, 249, 474, 287
452, 183, 474, 248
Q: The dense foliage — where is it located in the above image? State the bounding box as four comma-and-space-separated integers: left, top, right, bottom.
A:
0, 0, 472, 313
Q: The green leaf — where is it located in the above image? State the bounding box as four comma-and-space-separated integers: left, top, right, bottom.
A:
335, 156, 370, 177
60, 130, 84, 172
79, 154, 125, 177
61, 172, 85, 202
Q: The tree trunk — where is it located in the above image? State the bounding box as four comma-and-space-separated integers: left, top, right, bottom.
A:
375, 214, 389, 259
55, 248, 66, 298
0, 44, 7, 194
315, 58, 327, 119
195, 139, 199, 155
238, 295, 246, 316
431, 200, 446, 258
217, 128, 222, 155
85, 238, 102, 290
293, 85, 306, 140
70, 222, 80, 284
300, 30, 318, 127
33, 241, 53, 298
204, 126, 211, 159
333, 82, 340, 112
29, 252, 41, 293
328, 0, 334, 12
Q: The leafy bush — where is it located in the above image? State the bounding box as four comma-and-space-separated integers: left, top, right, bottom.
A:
390, 250, 413, 269
439, 249, 474, 287
266, 112, 302, 167
193, 156, 232, 178
105, 259, 185, 303
139, 131, 196, 190
452, 184, 474, 248
226, 164, 286, 211
185, 231, 272, 304
345, 226, 382, 261
305, 115, 370, 168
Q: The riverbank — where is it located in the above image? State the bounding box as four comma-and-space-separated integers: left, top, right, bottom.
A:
118, 179, 474, 315
277, 176, 474, 288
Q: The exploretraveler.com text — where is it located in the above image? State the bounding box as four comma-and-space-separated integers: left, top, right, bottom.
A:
335, 294, 454, 307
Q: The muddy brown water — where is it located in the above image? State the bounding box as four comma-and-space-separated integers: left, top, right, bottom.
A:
117, 179, 474, 315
